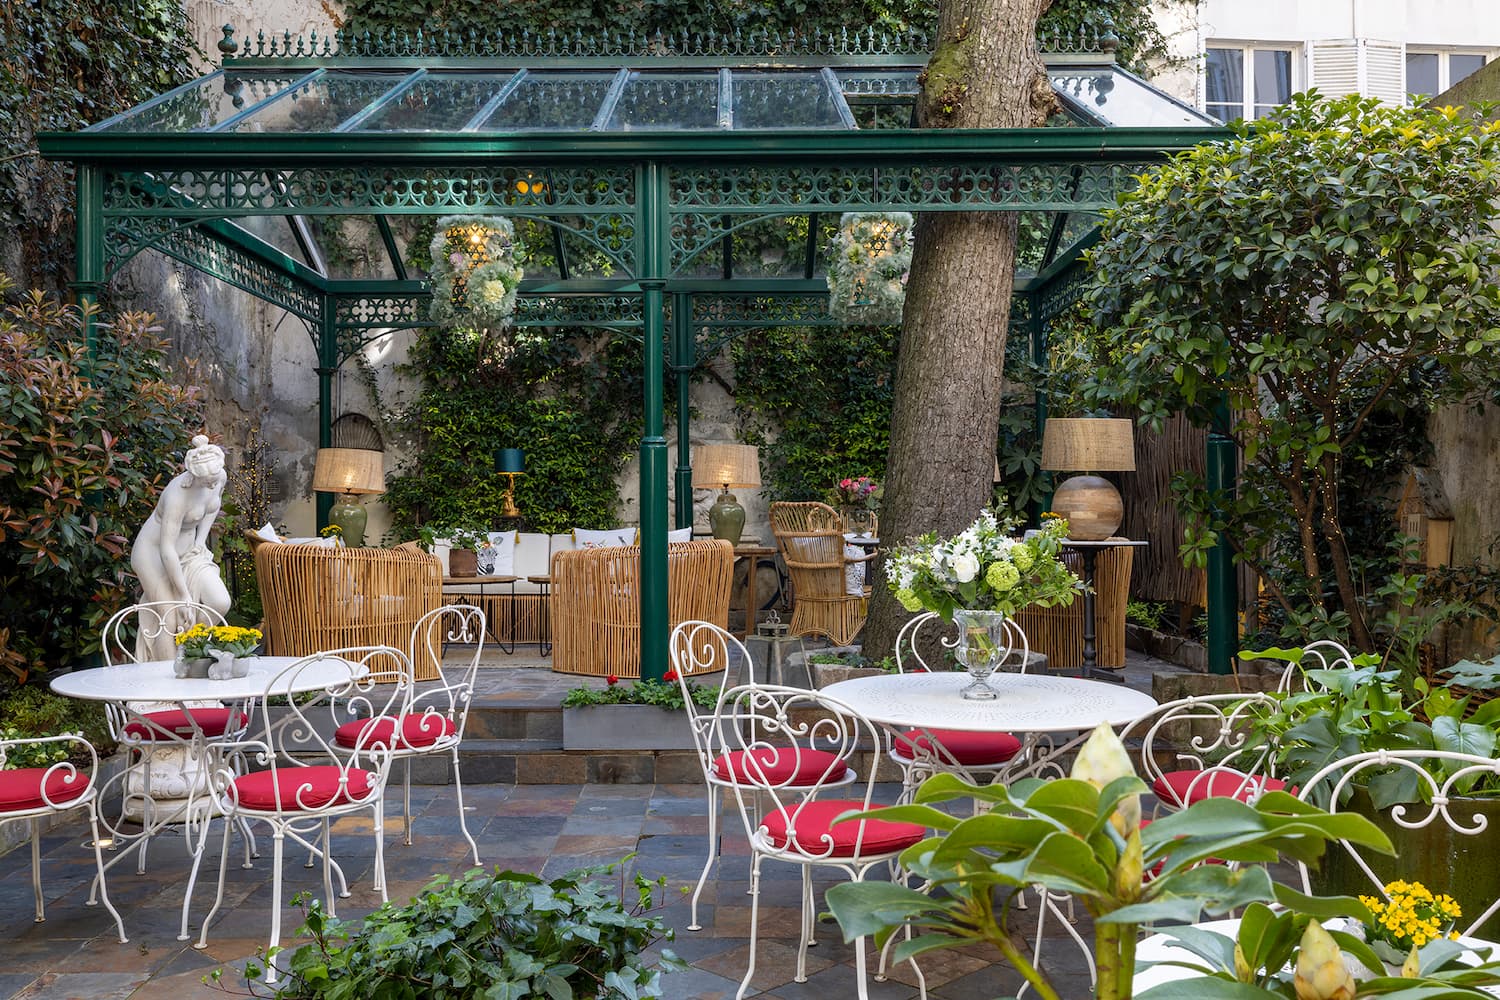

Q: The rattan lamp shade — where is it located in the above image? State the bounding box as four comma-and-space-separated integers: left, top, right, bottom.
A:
692, 444, 759, 547
1040, 419, 1135, 542
691, 444, 761, 489
312, 447, 385, 547
1040, 418, 1136, 473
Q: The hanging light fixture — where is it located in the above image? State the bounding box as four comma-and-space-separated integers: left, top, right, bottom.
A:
428, 214, 524, 327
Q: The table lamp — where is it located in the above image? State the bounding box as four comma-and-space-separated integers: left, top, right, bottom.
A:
692, 443, 760, 547
494, 447, 525, 519
312, 447, 385, 547
1040, 417, 1135, 541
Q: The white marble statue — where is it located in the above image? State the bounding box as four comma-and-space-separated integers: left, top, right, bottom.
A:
130, 435, 232, 660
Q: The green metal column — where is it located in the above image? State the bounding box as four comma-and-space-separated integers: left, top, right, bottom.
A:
638, 162, 670, 681
72, 165, 105, 361
1205, 397, 1239, 674
672, 291, 695, 530
314, 298, 338, 530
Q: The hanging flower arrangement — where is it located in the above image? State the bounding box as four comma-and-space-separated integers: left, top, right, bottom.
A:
826, 211, 914, 326
428, 215, 525, 328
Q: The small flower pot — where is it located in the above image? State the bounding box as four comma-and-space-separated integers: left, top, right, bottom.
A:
449, 548, 479, 577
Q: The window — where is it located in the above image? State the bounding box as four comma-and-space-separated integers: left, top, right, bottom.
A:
1406, 50, 1490, 101
1206, 46, 1294, 123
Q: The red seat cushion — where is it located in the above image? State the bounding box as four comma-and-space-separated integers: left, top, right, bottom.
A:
892, 728, 1022, 766
334, 714, 456, 750
712, 748, 848, 786
1152, 769, 1287, 807
123, 708, 247, 741
0, 766, 90, 813
231, 766, 375, 811
761, 799, 927, 858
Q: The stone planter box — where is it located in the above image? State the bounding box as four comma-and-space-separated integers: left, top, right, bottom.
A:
562, 705, 698, 751
1127, 623, 1208, 672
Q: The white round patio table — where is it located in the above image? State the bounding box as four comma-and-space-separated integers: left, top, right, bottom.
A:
51, 655, 355, 703
51, 655, 367, 941
820, 671, 1157, 734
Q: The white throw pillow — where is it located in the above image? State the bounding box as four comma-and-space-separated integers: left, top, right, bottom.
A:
477, 530, 518, 575
667, 526, 694, 543
573, 526, 636, 550
844, 543, 866, 596
284, 536, 340, 548
254, 522, 280, 543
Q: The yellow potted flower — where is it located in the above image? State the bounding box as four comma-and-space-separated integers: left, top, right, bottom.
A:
174, 623, 263, 679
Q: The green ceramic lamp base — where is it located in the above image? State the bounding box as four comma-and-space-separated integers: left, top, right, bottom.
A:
708, 488, 746, 547
327, 493, 368, 547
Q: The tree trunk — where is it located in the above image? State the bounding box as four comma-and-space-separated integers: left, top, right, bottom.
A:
863, 0, 1055, 658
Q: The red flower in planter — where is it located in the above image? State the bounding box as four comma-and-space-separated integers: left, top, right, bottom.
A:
606, 674, 619, 686
663, 670, 679, 683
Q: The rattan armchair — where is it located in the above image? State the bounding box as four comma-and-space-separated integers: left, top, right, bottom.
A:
253, 542, 444, 679
769, 501, 876, 646
550, 539, 734, 677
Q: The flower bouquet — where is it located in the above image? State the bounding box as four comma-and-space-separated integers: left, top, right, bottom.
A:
174, 624, 263, 680
886, 511, 1083, 699
1360, 880, 1462, 964
829, 476, 880, 510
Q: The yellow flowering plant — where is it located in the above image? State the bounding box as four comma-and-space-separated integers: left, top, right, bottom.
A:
1360, 880, 1462, 956
175, 624, 263, 659
884, 509, 1083, 619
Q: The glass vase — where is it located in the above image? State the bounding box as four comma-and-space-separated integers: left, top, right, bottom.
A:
953, 609, 1008, 701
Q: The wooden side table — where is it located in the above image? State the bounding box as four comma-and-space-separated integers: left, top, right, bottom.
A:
732, 545, 777, 640
441, 574, 519, 651
527, 574, 552, 656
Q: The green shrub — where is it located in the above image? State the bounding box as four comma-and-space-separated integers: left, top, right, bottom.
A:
233, 863, 682, 999
0, 685, 114, 758
0, 278, 204, 689
561, 676, 717, 711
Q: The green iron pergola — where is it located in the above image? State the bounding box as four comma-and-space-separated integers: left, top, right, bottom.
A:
40, 24, 1242, 677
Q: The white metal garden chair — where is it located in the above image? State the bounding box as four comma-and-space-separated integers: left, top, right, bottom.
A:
669, 619, 857, 932
329, 603, 486, 863
712, 682, 928, 1000
0, 733, 127, 943
1121, 691, 1287, 812
1295, 748, 1500, 939
195, 647, 402, 981
887, 611, 1028, 799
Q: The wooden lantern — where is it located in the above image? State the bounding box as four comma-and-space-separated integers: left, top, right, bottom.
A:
1396, 467, 1454, 570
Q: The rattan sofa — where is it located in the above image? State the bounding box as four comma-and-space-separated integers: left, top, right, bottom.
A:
252, 541, 444, 679
549, 539, 734, 677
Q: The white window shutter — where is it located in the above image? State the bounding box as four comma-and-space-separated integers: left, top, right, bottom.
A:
1363, 40, 1406, 105
1309, 40, 1361, 98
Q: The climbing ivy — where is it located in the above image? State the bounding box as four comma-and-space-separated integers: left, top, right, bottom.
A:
0, 1, 197, 290
383, 324, 646, 537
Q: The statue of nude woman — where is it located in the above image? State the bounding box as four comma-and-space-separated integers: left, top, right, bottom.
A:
130, 435, 232, 660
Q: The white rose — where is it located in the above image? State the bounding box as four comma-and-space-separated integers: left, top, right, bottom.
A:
951, 553, 979, 583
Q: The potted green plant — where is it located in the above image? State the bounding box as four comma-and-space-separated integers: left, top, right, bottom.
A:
1245, 646, 1500, 937
825, 724, 1500, 999
442, 526, 488, 578
560, 673, 718, 751
222, 861, 682, 997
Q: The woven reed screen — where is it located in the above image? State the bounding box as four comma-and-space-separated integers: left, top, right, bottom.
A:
1120, 413, 1206, 607
549, 540, 734, 678
253, 543, 443, 679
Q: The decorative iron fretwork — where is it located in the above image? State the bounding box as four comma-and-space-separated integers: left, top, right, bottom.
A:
234, 27, 932, 61
333, 294, 437, 330
668, 161, 1148, 272
515, 294, 644, 329
1037, 260, 1093, 323
103, 166, 636, 217
109, 217, 322, 325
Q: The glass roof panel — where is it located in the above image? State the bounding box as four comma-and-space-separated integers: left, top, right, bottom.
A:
93, 72, 309, 132
229, 71, 410, 133
476, 71, 616, 131
730, 72, 848, 129
227, 215, 313, 268
1049, 66, 1216, 127
607, 72, 720, 131
306, 216, 399, 279
355, 72, 510, 131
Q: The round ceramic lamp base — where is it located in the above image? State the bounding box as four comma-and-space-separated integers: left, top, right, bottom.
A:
1052, 474, 1123, 541
327, 495, 368, 547
709, 490, 746, 547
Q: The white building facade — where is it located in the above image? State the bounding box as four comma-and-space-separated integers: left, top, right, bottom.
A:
1152, 0, 1500, 118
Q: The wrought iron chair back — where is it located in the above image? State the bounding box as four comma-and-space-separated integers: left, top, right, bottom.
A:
1118, 691, 1284, 812
1295, 749, 1500, 939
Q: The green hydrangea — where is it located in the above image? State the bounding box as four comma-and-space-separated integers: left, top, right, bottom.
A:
895, 587, 924, 612
1011, 543, 1034, 571
986, 561, 1020, 592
